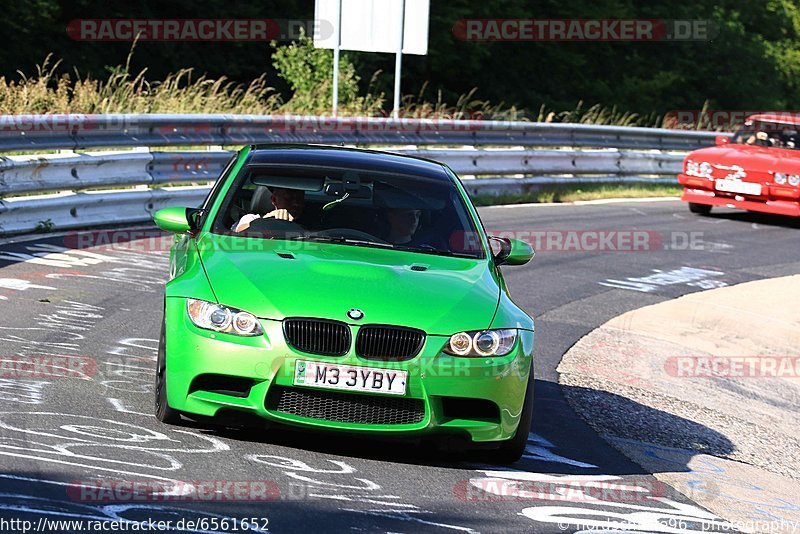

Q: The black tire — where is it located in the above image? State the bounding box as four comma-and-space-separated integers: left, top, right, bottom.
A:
688, 202, 712, 215
492, 370, 534, 464
155, 321, 182, 425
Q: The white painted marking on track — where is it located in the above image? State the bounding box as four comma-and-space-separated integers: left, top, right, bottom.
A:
341, 510, 478, 533
522, 433, 598, 467
0, 380, 49, 404
107, 398, 150, 416
599, 267, 726, 293
0, 278, 56, 292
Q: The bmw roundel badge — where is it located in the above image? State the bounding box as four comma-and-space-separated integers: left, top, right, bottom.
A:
347, 308, 364, 320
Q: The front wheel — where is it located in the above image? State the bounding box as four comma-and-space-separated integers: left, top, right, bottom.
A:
155, 321, 182, 425
688, 202, 712, 215
492, 371, 534, 464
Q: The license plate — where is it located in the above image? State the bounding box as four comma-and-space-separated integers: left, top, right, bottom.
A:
715, 179, 762, 195
294, 360, 407, 396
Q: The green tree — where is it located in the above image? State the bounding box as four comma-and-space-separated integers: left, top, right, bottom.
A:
272, 33, 382, 114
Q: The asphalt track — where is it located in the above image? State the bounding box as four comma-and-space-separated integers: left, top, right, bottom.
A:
0, 199, 798, 533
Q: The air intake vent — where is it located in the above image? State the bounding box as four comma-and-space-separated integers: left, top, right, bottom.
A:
266, 386, 425, 425
283, 318, 351, 356
356, 325, 425, 361
188, 374, 257, 398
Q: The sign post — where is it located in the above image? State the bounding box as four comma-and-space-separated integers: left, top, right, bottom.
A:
314, 0, 429, 116
392, 0, 406, 118
332, 0, 342, 115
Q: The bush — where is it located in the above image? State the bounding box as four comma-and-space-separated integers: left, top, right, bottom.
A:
271, 32, 383, 115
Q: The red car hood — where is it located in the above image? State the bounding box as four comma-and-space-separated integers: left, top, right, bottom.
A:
689, 145, 800, 175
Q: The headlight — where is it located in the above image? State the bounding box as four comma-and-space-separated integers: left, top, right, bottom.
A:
443, 329, 517, 357
789, 175, 800, 186
774, 173, 788, 185
685, 160, 713, 179
186, 299, 263, 336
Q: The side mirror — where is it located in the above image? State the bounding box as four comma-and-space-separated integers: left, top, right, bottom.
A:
153, 207, 200, 234
490, 237, 535, 266
715, 135, 730, 147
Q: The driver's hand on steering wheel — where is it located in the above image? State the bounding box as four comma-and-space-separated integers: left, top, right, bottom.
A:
233, 213, 260, 233
265, 209, 294, 222
233, 209, 294, 233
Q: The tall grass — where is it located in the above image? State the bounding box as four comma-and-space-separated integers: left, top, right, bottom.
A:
0, 45, 680, 126
534, 101, 664, 128
0, 52, 283, 115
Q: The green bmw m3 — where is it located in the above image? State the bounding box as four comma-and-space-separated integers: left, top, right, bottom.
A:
153, 144, 535, 462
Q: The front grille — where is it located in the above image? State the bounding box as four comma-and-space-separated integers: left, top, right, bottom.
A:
283, 318, 351, 356
266, 386, 425, 425
356, 325, 425, 361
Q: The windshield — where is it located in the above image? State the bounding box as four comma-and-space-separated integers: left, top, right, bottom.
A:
731, 120, 800, 149
211, 162, 486, 259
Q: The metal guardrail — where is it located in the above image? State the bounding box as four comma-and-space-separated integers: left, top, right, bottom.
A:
0, 114, 720, 152
0, 148, 685, 197
0, 114, 720, 235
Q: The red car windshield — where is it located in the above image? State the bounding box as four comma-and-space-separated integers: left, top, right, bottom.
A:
731, 121, 800, 149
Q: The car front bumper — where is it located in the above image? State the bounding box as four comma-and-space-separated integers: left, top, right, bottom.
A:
678, 174, 800, 216
163, 297, 534, 443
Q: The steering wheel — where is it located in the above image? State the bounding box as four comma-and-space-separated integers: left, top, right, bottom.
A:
246, 217, 307, 236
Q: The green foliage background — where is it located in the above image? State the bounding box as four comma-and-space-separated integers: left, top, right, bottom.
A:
3, 0, 800, 116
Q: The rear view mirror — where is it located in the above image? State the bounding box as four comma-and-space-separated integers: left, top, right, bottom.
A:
324, 183, 371, 198
324, 171, 371, 199
716, 135, 730, 147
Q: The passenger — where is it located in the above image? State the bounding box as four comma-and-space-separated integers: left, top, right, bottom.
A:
385, 208, 422, 245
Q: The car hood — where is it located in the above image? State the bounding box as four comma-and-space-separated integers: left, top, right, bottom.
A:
196, 234, 500, 335
689, 145, 800, 174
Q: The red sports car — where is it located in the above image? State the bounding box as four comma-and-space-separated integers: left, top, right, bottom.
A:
678, 114, 800, 217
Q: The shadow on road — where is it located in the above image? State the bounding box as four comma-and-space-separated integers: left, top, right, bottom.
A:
186, 379, 733, 480
698, 209, 800, 228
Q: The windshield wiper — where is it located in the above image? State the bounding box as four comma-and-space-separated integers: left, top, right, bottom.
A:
289, 235, 395, 249
289, 235, 481, 258
391, 244, 481, 259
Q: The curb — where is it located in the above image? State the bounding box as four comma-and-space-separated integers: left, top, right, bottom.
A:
557, 276, 800, 532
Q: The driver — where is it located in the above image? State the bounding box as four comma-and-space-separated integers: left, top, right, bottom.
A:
745, 130, 770, 147
233, 187, 309, 233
